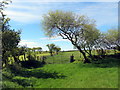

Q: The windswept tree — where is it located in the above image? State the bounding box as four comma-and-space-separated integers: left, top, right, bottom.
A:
46, 43, 55, 56
42, 10, 100, 63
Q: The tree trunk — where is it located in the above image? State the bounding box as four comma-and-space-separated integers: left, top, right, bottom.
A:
77, 46, 91, 63
50, 52, 53, 56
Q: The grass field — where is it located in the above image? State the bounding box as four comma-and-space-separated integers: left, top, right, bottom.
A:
2, 50, 119, 88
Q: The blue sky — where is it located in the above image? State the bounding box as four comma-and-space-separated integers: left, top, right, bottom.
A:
4, 0, 118, 51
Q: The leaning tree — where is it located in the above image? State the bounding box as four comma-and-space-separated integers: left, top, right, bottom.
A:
42, 10, 100, 63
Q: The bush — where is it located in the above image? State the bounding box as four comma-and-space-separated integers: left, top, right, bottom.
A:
20, 60, 44, 68
7, 63, 23, 74
2, 81, 23, 88
20, 55, 45, 68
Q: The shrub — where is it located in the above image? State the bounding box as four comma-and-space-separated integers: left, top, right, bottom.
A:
20, 55, 46, 68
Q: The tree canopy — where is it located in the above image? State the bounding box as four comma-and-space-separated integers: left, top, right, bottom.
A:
104, 29, 120, 50
46, 43, 56, 56
1, 0, 21, 67
42, 10, 100, 63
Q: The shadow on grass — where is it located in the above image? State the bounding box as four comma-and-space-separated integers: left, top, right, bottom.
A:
79, 53, 120, 68
3, 64, 66, 87
20, 60, 45, 69
8, 64, 66, 79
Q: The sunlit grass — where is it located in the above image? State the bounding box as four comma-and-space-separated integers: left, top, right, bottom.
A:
3, 50, 119, 88
2, 62, 118, 88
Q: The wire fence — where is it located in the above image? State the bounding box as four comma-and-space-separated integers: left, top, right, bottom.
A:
36, 55, 71, 64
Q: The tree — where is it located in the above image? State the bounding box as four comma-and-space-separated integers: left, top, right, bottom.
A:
2, 29, 21, 66
105, 29, 120, 51
42, 10, 100, 63
54, 46, 61, 54
1, 0, 21, 67
19, 45, 27, 60
0, 0, 12, 31
46, 44, 55, 56
37, 47, 42, 54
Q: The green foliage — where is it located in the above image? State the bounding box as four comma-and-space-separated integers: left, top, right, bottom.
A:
12, 76, 35, 87
2, 81, 23, 88
104, 28, 120, 50
42, 10, 101, 63
53, 46, 61, 54
105, 29, 118, 42
2, 29, 21, 66
2, 29, 21, 51
1, 0, 21, 67
46, 43, 56, 56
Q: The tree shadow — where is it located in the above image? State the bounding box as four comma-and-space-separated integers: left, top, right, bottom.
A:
20, 60, 45, 69
8, 64, 66, 79
4, 64, 66, 87
79, 53, 120, 68
19, 55, 46, 69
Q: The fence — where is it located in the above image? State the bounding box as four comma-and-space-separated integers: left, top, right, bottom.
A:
25, 53, 79, 64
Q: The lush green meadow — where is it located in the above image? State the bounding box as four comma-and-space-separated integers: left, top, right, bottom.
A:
2, 62, 118, 88
2, 50, 119, 88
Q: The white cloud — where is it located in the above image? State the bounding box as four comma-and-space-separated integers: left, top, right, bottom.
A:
18, 39, 69, 51
18, 40, 40, 48
77, 3, 118, 27
40, 37, 49, 40
52, 39, 69, 42
40, 36, 69, 42
4, 1, 118, 26
40, 36, 60, 40
4, 10, 41, 23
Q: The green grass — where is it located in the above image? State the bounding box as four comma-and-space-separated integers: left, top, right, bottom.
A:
3, 50, 119, 88
3, 59, 118, 88
43, 50, 119, 64
45, 51, 82, 64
